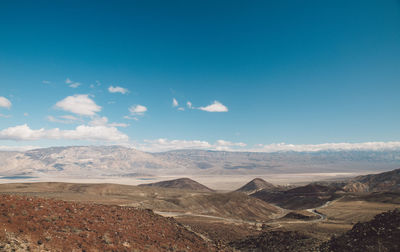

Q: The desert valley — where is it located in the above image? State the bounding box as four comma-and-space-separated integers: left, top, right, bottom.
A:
0, 146, 399, 251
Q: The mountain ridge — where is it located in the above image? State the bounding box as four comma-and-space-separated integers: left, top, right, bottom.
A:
1, 146, 400, 178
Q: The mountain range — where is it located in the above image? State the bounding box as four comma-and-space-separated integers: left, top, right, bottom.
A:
1, 146, 400, 179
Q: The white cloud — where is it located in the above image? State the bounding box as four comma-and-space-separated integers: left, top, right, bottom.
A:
250, 142, 400, 153
89, 116, 129, 128
216, 140, 247, 147
88, 116, 108, 126
108, 86, 129, 94
198, 101, 228, 112
172, 98, 178, 107
0, 124, 128, 142
55, 94, 101, 116
42, 80, 51, 84
187, 101, 192, 109
178, 107, 185, 111
65, 78, 81, 88
23, 113, 29, 117
214, 140, 247, 151
0, 97, 12, 109
129, 105, 147, 115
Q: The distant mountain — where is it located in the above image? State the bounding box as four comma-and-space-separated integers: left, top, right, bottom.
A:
1, 146, 400, 179
0, 146, 187, 178
236, 178, 276, 194
154, 149, 400, 174
343, 168, 400, 193
139, 178, 214, 192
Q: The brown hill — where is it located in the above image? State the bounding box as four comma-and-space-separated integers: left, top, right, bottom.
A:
139, 178, 214, 192
320, 208, 400, 251
0, 194, 212, 251
0, 182, 277, 222
251, 184, 339, 210
344, 168, 400, 193
236, 178, 276, 194
170, 191, 279, 221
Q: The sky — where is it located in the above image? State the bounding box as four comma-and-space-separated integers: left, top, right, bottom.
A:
0, 0, 400, 152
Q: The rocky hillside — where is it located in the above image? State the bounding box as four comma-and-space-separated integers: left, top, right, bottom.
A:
344, 168, 400, 193
0, 194, 213, 251
235, 178, 276, 194
0, 182, 278, 222
230, 231, 320, 252
139, 178, 214, 192
252, 184, 340, 210
320, 209, 400, 251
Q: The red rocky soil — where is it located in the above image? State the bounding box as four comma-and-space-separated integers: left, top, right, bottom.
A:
0, 194, 213, 251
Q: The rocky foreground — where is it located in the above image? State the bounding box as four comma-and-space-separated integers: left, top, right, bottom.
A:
0, 195, 213, 251
320, 209, 400, 252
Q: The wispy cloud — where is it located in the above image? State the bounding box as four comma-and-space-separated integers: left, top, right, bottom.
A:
55, 94, 101, 116
42, 80, 51, 84
65, 78, 81, 88
172, 98, 178, 107
108, 86, 129, 94
47, 115, 82, 124
89, 116, 129, 128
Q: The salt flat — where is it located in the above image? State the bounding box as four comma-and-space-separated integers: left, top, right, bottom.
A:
0, 171, 368, 191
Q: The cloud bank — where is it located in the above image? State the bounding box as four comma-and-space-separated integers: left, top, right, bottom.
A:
251, 142, 400, 153
138, 138, 246, 152
136, 139, 400, 153
0, 124, 128, 142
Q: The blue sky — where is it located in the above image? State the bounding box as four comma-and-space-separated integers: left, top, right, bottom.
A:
0, 0, 400, 152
